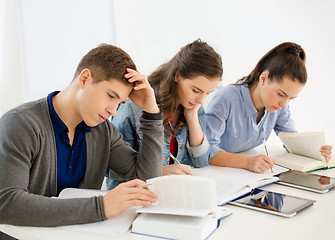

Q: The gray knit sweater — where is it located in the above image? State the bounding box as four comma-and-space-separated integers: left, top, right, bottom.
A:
0, 97, 163, 227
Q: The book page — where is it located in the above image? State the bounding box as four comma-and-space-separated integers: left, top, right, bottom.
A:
57, 188, 139, 237
192, 165, 284, 205
273, 152, 327, 172
136, 175, 217, 217
278, 132, 325, 161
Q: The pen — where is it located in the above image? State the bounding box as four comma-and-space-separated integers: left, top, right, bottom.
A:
136, 183, 152, 188
169, 153, 181, 165
262, 138, 273, 173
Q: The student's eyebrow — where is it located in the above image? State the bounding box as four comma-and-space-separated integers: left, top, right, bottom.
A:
109, 90, 126, 104
279, 89, 297, 99
192, 85, 215, 94
278, 89, 288, 97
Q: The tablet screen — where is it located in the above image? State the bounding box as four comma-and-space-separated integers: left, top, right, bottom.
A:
230, 188, 315, 217
277, 170, 335, 192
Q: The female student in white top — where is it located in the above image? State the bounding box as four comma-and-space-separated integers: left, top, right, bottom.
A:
206, 42, 332, 173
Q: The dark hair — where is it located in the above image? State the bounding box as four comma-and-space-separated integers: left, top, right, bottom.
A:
237, 42, 307, 86
73, 43, 136, 85
149, 39, 223, 130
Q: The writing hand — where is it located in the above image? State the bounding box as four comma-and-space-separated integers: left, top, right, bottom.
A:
246, 155, 274, 173
162, 164, 192, 175
103, 179, 157, 219
126, 68, 160, 114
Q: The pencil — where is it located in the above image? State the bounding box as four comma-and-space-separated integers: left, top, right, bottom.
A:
169, 153, 181, 165
262, 138, 273, 173
136, 183, 152, 188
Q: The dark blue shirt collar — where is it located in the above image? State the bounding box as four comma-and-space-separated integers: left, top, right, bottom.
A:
47, 91, 91, 136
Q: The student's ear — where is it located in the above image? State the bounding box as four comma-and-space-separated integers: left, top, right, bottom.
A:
78, 69, 92, 88
259, 71, 269, 85
175, 71, 180, 83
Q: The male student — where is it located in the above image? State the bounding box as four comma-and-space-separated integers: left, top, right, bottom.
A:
0, 44, 163, 227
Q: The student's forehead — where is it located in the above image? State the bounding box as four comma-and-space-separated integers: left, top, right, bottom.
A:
274, 77, 304, 96
188, 76, 219, 92
103, 79, 132, 95
104, 78, 132, 88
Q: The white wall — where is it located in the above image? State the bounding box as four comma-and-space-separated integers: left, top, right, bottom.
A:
0, 0, 334, 145
20, 0, 115, 102
112, 0, 335, 146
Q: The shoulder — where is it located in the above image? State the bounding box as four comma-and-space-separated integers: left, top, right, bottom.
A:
213, 85, 242, 102
1, 97, 50, 130
0, 97, 53, 147
208, 85, 242, 110
116, 98, 142, 117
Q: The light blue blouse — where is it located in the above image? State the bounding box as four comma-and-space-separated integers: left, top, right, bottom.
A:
206, 84, 297, 157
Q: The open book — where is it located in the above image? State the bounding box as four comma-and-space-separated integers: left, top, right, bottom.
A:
192, 165, 287, 205
273, 132, 335, 172
57, 188, 139, 237
132, 175, 232, 240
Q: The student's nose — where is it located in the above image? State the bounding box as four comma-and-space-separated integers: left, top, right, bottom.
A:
107, 104, 118, 117
196, 93, 207, 105
279, 98, 290, 108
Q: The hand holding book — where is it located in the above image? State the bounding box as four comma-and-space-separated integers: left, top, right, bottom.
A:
273, 132, 334, 172
320, 145, 333, 165
103, 179, 157, 219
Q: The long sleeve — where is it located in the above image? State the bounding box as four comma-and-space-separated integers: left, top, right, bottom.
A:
184, 107, 210, 167
274, 106, 297, 134
107, 110, 164, 180
0, 105, 105, 227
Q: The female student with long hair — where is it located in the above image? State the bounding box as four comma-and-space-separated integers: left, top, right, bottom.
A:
206, 42, 332, 173
106, 39, 223, 189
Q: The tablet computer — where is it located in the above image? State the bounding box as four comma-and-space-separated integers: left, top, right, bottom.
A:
229, 188, 315, 217
276, 170, 335, 193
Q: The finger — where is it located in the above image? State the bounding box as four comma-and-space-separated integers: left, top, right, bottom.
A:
254, 166, 264, 173
126, 68, 137, 73
180, 165, 193, 175
127, 75, 146, 83
257, 159, 271, 172
125, 191, 158, 202
321, 149, 332, 155
126, 185, 157, 196
120, 179, 146, 188
263, 156, 274, 168
321, 145, 332, 150
133, 83, 149, 91
126, 199, 155, 208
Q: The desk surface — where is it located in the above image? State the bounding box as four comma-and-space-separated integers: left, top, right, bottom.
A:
1, 144, 335, 240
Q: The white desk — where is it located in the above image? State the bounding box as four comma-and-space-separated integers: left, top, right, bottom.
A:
1, 145, 335, 240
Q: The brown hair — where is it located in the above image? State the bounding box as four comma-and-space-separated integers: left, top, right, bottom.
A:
149, 39, 223, 131
73, 43, 136, 85
236, 42, 307, 86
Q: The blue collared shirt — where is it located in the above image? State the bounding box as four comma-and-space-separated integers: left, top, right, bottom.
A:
206, 84, 297, 157
48, 91, 91, 195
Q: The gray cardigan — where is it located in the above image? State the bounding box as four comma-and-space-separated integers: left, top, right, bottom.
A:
0, 97, 163, 227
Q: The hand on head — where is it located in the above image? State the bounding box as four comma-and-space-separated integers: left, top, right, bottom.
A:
103, 179, 157, 219
125, 68, 160, 114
